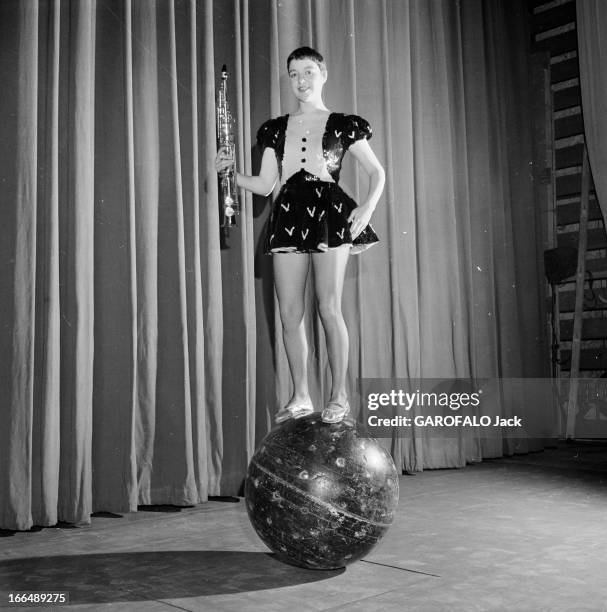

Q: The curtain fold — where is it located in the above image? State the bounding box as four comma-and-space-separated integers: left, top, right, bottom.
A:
33, 0, 62, 526
576, 0, 607, 221
1, 0, 552, 530
4, 0, 40, 530
58, 0, 96, 525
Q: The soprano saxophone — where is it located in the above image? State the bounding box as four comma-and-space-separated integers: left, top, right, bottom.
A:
216, 64, 239, 227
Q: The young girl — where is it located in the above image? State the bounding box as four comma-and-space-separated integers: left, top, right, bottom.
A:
216, 47, 385, 424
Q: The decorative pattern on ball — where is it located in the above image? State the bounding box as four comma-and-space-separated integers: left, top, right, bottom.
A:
244, 413, 399, 570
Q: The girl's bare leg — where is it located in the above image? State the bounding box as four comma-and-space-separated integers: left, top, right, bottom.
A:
273, 253, 311, 406
311, 245, 350, 409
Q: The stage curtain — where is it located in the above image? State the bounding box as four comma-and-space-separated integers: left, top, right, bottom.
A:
577, 0, 607, 220
247, 0, 552, 470
0, 0, 232, 531
0, 0, 552, 531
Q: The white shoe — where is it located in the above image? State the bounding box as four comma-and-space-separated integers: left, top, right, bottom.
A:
321, 400, 350, 423
275, 399, 314, 424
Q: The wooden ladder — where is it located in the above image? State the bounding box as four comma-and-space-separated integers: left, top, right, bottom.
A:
565, 147, 590, 439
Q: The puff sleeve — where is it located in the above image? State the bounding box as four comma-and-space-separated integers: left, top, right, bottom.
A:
256, 118, 279, 150
343, 114, 372, 147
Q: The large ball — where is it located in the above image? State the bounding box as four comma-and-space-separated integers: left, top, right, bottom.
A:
244, 413, 399, 570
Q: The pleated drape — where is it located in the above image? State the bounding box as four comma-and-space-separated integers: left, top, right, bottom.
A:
0, 0, 227, 531
577, 0, 607, 221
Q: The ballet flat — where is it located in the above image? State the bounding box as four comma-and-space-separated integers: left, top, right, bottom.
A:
321, 399, 350, 424
275, 399, 314, 424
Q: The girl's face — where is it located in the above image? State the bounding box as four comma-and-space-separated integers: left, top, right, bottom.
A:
288, 58, 327, 103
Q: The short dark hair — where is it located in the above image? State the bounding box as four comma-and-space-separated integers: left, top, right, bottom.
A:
287, 47, 325, 71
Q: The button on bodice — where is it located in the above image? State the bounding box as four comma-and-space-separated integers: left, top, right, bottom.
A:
282, 112, 334, 184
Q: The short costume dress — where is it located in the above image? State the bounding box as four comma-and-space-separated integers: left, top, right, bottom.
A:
257, 112, 379, 254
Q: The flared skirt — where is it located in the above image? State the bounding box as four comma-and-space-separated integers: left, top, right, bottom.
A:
264, 169, 379, 255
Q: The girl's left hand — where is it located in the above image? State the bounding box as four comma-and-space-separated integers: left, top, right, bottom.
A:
348, 203, 374, 240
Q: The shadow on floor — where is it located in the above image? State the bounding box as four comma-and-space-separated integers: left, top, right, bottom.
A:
0, 550, 343, 603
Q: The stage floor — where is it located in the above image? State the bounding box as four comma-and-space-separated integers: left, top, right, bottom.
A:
1, 442, 606, 611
